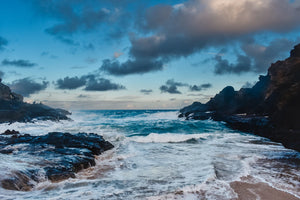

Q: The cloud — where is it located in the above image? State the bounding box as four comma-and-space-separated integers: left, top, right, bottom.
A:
140, 89, 153, 95
33, 0, 132, 41
160, 79, 188, 94
214, 54, 252, 75
166, 79, 188, 87
8, 78, 48, 97
136, 0, 300, 59
106, 0, 300, 76
189, 83, 212, 91
84, 76, 125, 91
160, 79, 213, 94
56, 76, 86, 89
0, 36, 8, 51
2, 59, 37, 68
241, 38, 296, 73
160, 85, 181, 94
100, 58, 164, 76
214, 38, 297, 74
55, 74, 125, 91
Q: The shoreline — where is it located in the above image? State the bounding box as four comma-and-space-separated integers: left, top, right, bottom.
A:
230, 180, 300, 200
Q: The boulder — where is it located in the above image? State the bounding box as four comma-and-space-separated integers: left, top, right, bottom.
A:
0, 131, 114, 191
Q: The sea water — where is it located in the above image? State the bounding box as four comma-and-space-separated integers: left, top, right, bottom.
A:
0, 110, 299, 199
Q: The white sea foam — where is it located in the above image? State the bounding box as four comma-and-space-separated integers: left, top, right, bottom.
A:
0, 110, 299, 200
130, 133, 211, 143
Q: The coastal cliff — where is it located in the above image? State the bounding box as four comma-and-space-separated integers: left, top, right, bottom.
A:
0, 81, 70, 123
179, 44, 300, 151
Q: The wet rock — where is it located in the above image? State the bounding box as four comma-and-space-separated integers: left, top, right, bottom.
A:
179, 44, 300, 152
1, 171, 34, 191
0, 129, 20, 135
0, 132, 114, 191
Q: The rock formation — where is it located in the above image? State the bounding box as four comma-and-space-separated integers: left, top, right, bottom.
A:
179, 44, 300, 151
0, 131, 114, 191
0, 81, 70, 123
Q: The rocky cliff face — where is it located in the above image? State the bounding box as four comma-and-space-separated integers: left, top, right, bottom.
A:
0, 81, 70, 123
179, 44, 300, 151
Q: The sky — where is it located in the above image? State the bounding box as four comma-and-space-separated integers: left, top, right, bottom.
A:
0, 0, 300, 110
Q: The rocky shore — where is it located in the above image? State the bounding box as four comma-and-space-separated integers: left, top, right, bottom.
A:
179, 44, 300, 152
0, 81, 70, 123
0, 130, 114, 191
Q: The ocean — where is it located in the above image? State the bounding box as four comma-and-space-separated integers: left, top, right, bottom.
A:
0, 110, 299, 199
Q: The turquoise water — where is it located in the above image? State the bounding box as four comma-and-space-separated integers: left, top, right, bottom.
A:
0, 110, 299, 199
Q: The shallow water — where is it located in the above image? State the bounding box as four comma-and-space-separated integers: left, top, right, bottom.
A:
0, 110, 299, 199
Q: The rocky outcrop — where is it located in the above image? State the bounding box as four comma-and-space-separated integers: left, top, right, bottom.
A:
0, 81, 70, 123
179, 44, 300, 151
0, 131, 114, 191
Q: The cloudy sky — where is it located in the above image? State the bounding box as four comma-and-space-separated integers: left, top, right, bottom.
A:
0, 0, 300, 110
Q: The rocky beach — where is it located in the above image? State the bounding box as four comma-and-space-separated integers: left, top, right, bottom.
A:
1, 1, 300, 198
179, 44, 300, 152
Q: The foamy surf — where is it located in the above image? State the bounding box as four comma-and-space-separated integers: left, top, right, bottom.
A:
130, 133, 211, 143
0, 110, 299, 200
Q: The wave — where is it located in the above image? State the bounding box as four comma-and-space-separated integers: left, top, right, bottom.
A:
129, 133, 211, 143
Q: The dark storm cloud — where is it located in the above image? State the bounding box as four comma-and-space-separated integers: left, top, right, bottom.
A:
8, 78, 48, 97
103, 0, 300, 76
56, 76, 86, 89
140, 89, 153, 95
189, 83, 212, 91
100, 58, 164, 76
2, 59, 37, 68
56, 74, 125, 91
0, 36, 8, 51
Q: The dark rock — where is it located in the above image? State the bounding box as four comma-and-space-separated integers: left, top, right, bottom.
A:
179, 44, 300, 152
0, 82, 71, 123
0, 132, 114, 191
1, 171, 34, 191
0, 129, 20, 135
290, 44, 300, 58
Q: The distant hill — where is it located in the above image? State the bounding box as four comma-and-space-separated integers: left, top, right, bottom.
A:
0, 81, 70, 123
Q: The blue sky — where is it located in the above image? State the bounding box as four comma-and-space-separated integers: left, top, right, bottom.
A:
0, 0, 300, 110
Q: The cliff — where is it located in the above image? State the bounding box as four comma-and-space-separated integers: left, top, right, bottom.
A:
179, 44, 300, 151
0, 81, 70, 123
